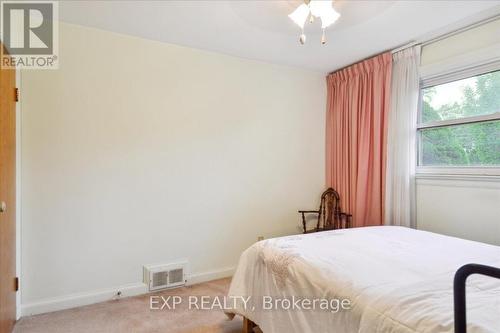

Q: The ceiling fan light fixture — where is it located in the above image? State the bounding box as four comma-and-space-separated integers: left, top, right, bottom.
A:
300, 33, 306, 45
308, 0, 331, 18
320, 8, 340, 29
288, 3, 310, 29
289, 0, 340, 45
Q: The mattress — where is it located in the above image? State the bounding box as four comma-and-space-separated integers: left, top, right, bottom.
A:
227, 226, 500, 333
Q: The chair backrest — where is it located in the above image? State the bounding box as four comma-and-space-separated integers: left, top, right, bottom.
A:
317, 188, 341, 230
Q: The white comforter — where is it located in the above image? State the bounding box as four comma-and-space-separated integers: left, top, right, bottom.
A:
227, 226, 500, 333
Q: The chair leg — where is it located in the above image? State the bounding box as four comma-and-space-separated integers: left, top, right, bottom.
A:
243, 317, 256, 333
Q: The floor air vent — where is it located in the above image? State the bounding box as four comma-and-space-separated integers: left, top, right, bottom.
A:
143, 262, 187, 291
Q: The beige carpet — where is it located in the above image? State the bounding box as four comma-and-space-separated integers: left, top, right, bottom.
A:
15, 278, 254, 333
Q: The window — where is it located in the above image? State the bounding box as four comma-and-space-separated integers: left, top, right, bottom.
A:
418, 68, 500, 175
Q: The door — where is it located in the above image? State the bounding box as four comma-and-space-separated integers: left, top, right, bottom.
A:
0, 43, 17, 333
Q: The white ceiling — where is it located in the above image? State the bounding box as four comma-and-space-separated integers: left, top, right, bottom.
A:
59, 1, 500, 73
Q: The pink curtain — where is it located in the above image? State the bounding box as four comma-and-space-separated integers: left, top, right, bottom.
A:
326, 53, 392, 227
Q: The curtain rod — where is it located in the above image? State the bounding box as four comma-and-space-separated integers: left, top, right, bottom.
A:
328, 13, 500, 75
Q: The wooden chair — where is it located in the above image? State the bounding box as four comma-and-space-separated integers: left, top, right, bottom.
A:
299, 188, 352, 234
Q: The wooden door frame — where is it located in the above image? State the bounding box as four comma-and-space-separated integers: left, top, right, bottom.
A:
13, 68, 20, 321
1, 43, 27, 323
0, 42, 18, 332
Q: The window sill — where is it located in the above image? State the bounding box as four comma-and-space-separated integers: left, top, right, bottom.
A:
415, 173, 500, 182
417, 166, 500, 176
415, 173, 500, 189
416, 167, 500, 183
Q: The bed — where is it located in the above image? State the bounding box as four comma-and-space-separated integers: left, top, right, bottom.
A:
226, 226, 500, 333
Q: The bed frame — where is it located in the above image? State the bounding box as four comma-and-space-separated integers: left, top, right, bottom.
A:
454, 264, 500, 333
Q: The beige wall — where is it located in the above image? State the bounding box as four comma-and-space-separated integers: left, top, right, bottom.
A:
416, 18, 500, 246
20, 23, 326, 311
416, 179, 500, 245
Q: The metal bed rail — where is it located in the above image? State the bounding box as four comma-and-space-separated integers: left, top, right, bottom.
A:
453, 263, 500, 333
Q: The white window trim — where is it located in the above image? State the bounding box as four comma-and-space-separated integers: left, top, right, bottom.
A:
421, 57, 500, 88
417, 60, 500, 178
416, 166, 500, 177
417, 112, 500, 130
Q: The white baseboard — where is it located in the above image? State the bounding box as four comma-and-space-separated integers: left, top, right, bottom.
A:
186, 266, 235, 286
20, 282, 148, 317
20, 266, 235, 317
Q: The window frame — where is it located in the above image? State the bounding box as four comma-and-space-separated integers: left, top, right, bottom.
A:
417, 61, 500, 177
